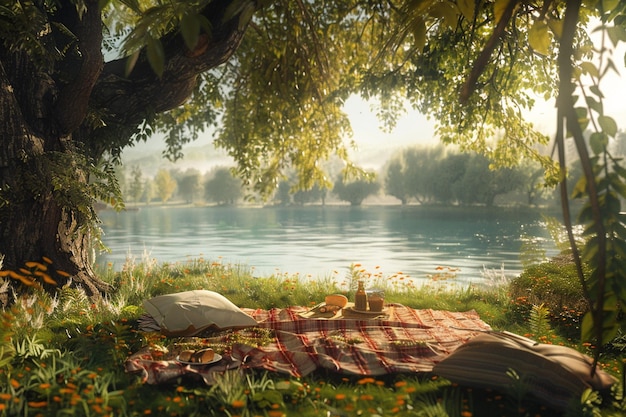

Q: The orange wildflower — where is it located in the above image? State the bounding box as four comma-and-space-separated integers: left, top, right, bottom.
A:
231, 400, 246, 408
357, 377, 375, 385
27, 401, 48, 408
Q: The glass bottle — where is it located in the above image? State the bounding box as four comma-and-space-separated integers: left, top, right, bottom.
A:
355, 280, 368, 311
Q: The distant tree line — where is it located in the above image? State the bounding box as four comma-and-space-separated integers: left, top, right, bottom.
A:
116, 144, 573, 207
384, 145, 553, 207
117, 166, 243, 206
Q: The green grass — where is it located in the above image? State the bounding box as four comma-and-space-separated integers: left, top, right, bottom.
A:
0, 256, 624, 417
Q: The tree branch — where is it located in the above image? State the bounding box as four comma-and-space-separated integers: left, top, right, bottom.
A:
89, 1, 253, 149
459, 0, 519, 104
54, 0, 104, 136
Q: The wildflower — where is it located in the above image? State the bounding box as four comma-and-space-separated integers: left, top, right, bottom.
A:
356, 377, 375, 385
335, 393, 346, 401
461, 411, 472, 417
0, 393, 11, 401
231, 399, 246, 408
394, 381, 407, 388
268, 411, 285, 417
359, 394, 374, 401
10, 379, 19, 389
39, 383, 51, 390
28, 401, 48, 408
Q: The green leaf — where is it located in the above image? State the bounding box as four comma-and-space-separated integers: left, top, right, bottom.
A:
430, 2, 459, 28
124, 51, 140, 77
547, 17, 563, 39
574, 107, 590, 131
146, 36, 165, 78
581, 310, 619, 346
180, 13, 201, 51
602, 0, 620, 12
580, 61, 600, 78
589, 85, 604, 98
238, 3, 256, 30
457, 0, 475, 21
606, 25, 624, 46
412, 18, 427, 51
528, 20, 551, 56
598, 115, 618, 137
118, 0, 142, 14
494, 0, 512, 25
613, 162, 626, 180
585, 96, 602, 114
581, 311, 594, 343
571, 176, 587, 198
589, 132, 607, 154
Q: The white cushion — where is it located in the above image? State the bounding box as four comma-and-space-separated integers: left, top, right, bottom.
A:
143, 290, 257, 336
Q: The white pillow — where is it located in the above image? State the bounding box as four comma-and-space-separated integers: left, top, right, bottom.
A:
143, 290, 257, 336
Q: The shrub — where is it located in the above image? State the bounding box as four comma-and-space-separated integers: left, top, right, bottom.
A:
508, 254, 589, 340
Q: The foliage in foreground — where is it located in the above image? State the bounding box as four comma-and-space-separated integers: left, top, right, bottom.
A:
0, 257, 624, 416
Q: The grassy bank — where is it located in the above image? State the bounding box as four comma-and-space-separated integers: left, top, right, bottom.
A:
0, 256, 624, 416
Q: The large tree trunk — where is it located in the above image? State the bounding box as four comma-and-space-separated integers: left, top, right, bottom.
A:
0, 0, 252, 299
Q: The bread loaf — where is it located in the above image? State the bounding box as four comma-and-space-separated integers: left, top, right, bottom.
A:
325, 294, 348, 308
192, 348, 215, 363
178, 350, 195, 362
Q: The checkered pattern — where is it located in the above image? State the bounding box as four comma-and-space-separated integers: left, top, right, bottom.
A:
125, 304, 491, 385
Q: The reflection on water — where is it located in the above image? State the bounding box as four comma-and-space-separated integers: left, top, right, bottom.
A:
96, 205, 559, 283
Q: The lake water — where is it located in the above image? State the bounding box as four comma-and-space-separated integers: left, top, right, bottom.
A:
96, 205, 559, 284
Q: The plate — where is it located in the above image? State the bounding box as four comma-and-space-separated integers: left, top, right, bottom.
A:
176, 353, 222, 366
344, 307, 386, 316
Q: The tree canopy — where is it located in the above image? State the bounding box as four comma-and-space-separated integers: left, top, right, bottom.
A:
1, 0, 626, 368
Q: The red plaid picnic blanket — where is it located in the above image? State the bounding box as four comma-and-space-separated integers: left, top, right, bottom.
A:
125, 304, 491, 385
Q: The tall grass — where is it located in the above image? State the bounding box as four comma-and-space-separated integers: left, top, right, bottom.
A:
0, 256, 623, 416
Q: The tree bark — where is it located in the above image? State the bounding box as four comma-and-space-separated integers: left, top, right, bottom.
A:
0, 0, 254, 299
